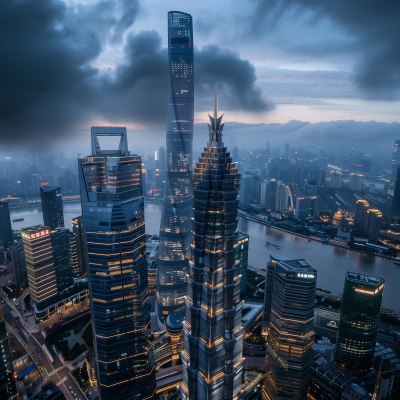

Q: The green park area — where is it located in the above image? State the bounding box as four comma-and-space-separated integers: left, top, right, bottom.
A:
46, 313, 93, 361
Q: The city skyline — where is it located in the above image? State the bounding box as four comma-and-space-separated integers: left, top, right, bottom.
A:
1, 4, 400, 400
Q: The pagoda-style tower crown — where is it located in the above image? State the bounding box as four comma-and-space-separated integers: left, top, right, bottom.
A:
207, 83, 224, 146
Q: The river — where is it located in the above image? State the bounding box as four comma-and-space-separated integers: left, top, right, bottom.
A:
10, 202, 400, 311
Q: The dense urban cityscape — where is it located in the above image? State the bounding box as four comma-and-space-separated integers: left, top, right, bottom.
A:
1, 3, 400, 400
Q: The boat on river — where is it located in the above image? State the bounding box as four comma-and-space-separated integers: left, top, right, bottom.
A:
264, 242, 280, 249
12, 218, 24, 222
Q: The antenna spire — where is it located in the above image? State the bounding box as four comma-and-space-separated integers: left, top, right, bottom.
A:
214, 82, 218, 120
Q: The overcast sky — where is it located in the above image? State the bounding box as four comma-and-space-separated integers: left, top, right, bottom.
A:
1, 0, 399, 151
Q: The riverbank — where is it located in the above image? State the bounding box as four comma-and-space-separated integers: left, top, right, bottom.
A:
242, 214, 399, 263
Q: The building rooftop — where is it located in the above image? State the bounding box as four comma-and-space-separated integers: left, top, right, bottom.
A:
346, 271, 384, 286
278, 259, 317, 274
40, 185, 61, 192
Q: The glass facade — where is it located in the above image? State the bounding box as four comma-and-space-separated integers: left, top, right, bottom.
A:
237, 232, 249, 297
0, 201, 13, 249
22, 225, 59, 308
261, 254, 289, 336
157, 11, 194, 324
72, 216, 87, 277
69, 232, 79, 278
79, 127, 155, 400
181, 91, 244, 400
385, 139, 400, 220
50, 227, 74, 293
262, 258, 317, 400
335, 271, 384, 371
10, 240, 27, 288
40, 186, 64, 230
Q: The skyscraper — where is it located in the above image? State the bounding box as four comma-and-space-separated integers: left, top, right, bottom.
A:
335, 271, 384, 371
385, 139, 400, 220
181, 89, 244, 400
354, 199, 369, 229
69, 232, 79, 278
10, 240, 27, 288
237, 232, 249, 297
239, 175, 251, 209
364, 209, 382, 244
263, 258, 317, 400
51, 227, 74, 293
22, 225, 58, 309
71, 216, 87, 277
40, 186, 64, 229
79, 127, 155, 400
261, 254, 289, 336
157, 11, 194, 324
0, 201, 13, 249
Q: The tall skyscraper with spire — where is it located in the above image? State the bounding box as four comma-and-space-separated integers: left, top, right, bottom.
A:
181, 86, 244, 400
157, 11, 194, 325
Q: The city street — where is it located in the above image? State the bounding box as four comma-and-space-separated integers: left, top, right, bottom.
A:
1, 294, 87, 400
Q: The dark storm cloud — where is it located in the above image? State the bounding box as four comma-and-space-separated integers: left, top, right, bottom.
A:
195, 45, 274, 113
250, 0, 400, 99
0, 0, 271, 146
0, 0, 141, 143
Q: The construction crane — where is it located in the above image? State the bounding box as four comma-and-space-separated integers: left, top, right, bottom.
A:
372, 356, 400, 399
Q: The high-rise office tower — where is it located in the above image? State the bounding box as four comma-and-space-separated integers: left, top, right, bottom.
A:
386, 139, 400, 220
181, 90, 244, 400
10, 240, 27, 288
239, 175, 251, 209
349, 173, 363, 191
71, 216, 87, 277
295, 197, 312, 220
260, 180, 268, 208
157, 11, 194, 325
40, 186, 64, 229
284, 142, 290, 158
233, 146, 239, 163
237, 232, 249, 297
261, 254, 288, 337
275, 181, 288, 212
354, 200, 369, 229
364, 209, 382, 244
266, 180, 277, 211
309, 196, 319, 218
0, 201, 13, 249
22, 225, 58, 309
79, 127, 155, 400
335, 271, 384, 371
69, 232, 79, 278
51, 227, 74, 293
329, 171, 342, 189
263, 258, 317, 400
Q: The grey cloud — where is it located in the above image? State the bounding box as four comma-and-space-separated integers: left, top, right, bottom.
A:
195, 45, 274, 113
0, 0, 272, 146
250, 0, 400, 99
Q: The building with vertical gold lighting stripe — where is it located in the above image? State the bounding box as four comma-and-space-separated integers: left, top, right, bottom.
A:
262, 258, 317, 400
181, 87, 244, 400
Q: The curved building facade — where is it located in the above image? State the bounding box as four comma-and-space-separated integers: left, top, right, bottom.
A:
79, 127, 156, 400
157, 11, 194, 324
181, 90, 244, 400
335, 271, 384, 371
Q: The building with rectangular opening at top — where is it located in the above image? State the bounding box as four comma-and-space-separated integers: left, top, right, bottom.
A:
78, 126, 156, 400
